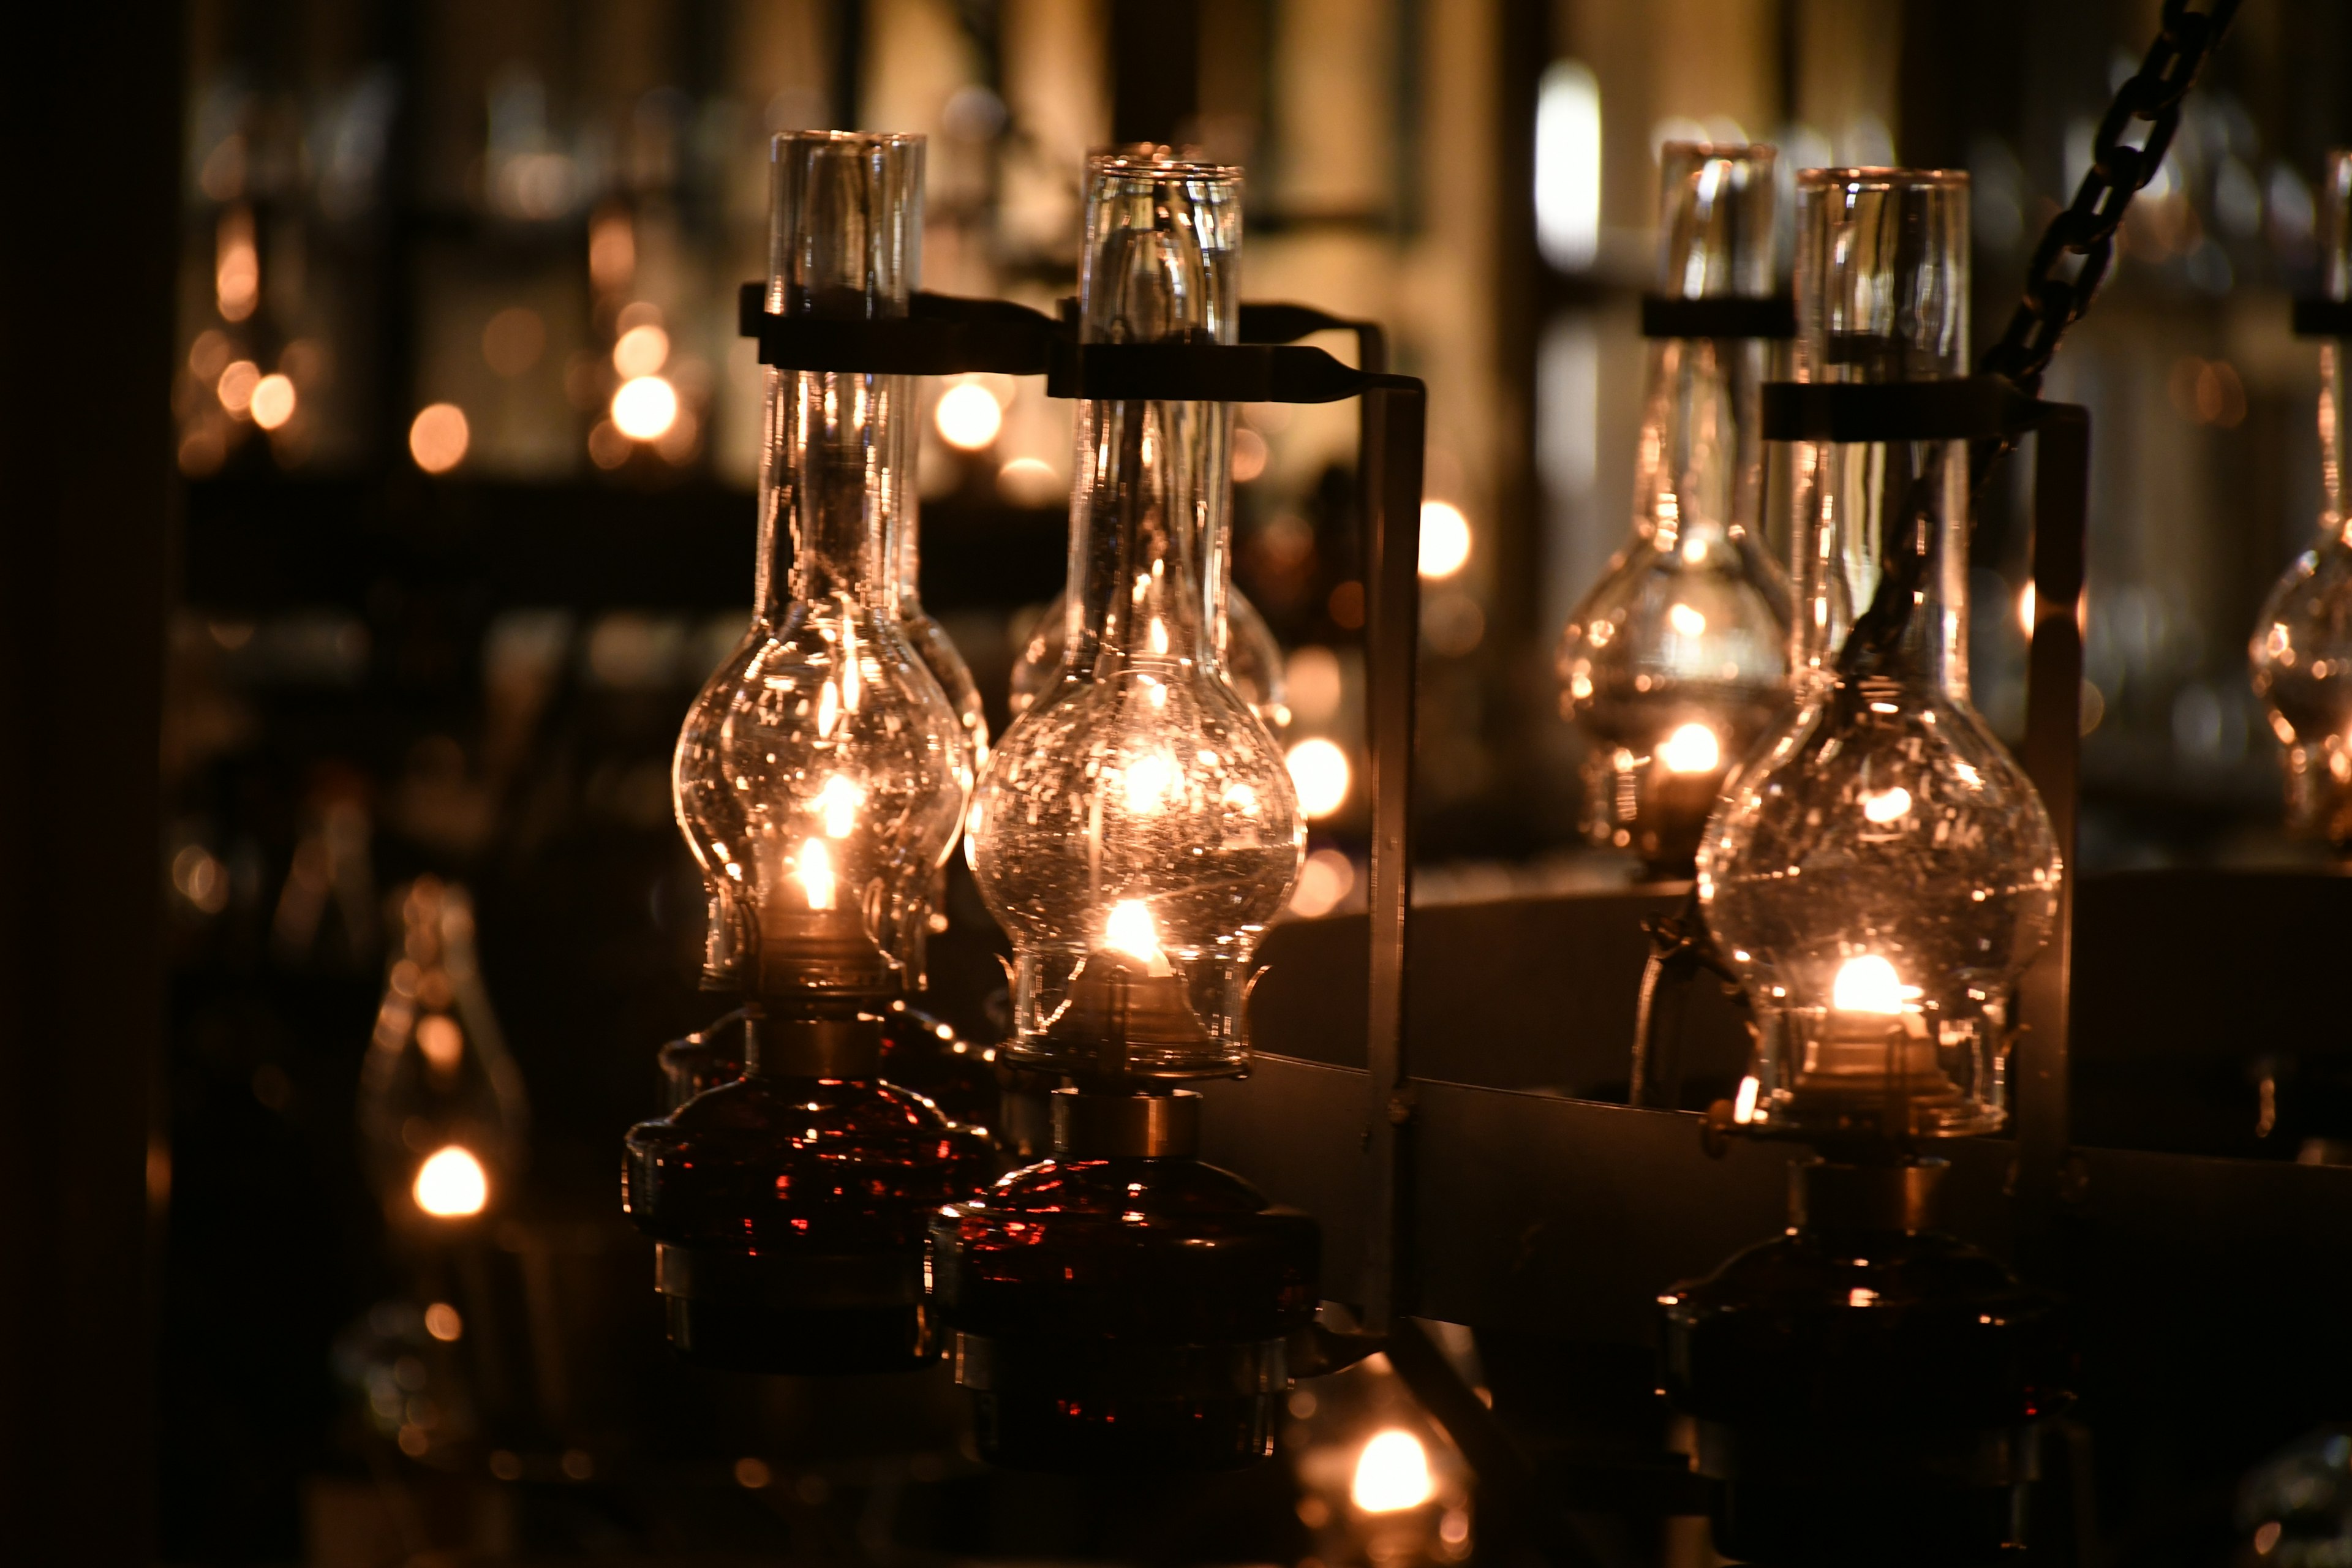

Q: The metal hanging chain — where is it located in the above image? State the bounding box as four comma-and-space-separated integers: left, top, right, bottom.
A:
1982, 0, 2244, 398
1835, 0, 2243, 679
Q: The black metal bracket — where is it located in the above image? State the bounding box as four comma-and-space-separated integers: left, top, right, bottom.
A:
1640, 293, 1795, 340
2291, 297, 2352, 337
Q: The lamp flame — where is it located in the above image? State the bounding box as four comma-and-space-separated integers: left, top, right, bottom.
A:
1352, 1428, 1436, 1513
413, 1145, 488, 1218
796, 838, 837, 911
1831, 953, 1917, 1016
1657, 722, 1721, 775
1104, 900, 1174, 976
815, 775, 864, 839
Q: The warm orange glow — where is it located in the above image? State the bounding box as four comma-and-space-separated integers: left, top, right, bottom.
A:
1860, 786, 1912, 823
1831, 954, 1916, 1016
935, 380, 1004, 450
997, 455, 1062, 505
249, 372, 297, 430
814, 775, 864, 839
423, 1302, 464, 1341
1352, 1429, 1436, 1513
1287, 738, 1352, 819
1104, 900, 1175, 976
796, 838, 837, 911
409, 404, 470, 473
415, 1014, 464, 1074
612, 323, 670, 379
1657, 722, 1720, 775
216, 207, 258, 322
1419, 502, 1472, 579
217, 360, 260, 416
611, 375, 679, 441
413, 1145, 489, 1218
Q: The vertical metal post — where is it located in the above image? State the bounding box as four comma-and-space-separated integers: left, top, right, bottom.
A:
2013, 404, 2089, 1261
1360, 383, 1425, 1332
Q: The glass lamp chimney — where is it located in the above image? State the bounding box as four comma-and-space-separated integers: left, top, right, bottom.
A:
1697, 168, 2059, 1146
1560, 143, 1790, 880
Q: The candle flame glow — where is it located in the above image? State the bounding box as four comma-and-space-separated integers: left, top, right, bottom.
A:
413, 1145, 489, 1218
1352, 1428, 1436, 1513
1657, 722, 1721, 775
1104, 900, 1174, 976
1831, 953, 1917, 1015
796, 838, 837, 911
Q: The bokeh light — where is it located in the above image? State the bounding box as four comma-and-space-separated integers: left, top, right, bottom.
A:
1287, 738, 1352, 819
1351, 1428, 1436, 1513
611, 375, 679, 441
413, 1145, 488, 1218
248, 372, 297, 431
409, 404, 471, 473
935, 380, 1004, 450
1419, 501, 1472, 578
612, 323, 670, 379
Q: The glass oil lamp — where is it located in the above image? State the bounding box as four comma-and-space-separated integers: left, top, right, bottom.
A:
936, 151, 1317, 1471
2253, 149, 2352, 856
1559, 143, 1790, 880
358, 876, 528, 1227
1698, 167, 2059, 1147
969, 151, 1304, 1082
622, 130, 987, 1375
1669, 168, 2069, 1566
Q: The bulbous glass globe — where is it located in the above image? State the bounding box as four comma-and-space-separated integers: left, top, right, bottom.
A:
1698, 684, 2060, 1141
674, 596, 969, 1000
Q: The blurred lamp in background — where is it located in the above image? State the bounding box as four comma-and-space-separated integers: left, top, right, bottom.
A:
1559, 143, 1789, 880
357, 876, 529, 1226
2253, 149, 2352, 858
622, 131, 987, 1376
1675, 169, 2069, 1568
937, 151, 1316, 1471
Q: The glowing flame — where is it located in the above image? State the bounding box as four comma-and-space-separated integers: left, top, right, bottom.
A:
1657, 723, 1721, 775
796, 838, 837, 911
1667, 602, 1706, 636
1352, 1428, 1436, 1513
413, 1145, 488, 1218
1104, 900, 1174, 976
816, 678, 840, 737
935, 380, 1004, 450
814, 776, 864, 839
1831, 954, 1918, 1016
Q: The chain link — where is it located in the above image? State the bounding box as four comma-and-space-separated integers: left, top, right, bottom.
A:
1981, 0, 2243, 396
1831, 0, 2242, 678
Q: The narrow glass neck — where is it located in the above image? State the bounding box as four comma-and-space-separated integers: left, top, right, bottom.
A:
755, 132, 922, 623
1790, 168, 1972, 698
1063, 154, 1242, 679
2321, 150, 2350, 530
1634, 144, 1775, 556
